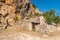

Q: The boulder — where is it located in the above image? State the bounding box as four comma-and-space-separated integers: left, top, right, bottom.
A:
35, 16, 56, 35
35, 24, 48, 34
35, 24, 56, 35
5, 15, 11, 19
8, 18, 15, 26
1, 4, 16, 16
30, 17, 40, 23
27, 22, 33, 31
46, 25, 56, 33
7, 14, 22, 26
39, 16, 46, 25
5, 0, 14, 4
20, 17, 33, 31
0, 16, 7, 29
0, 2, 3, 7
8, 6, 16, 14
1, 4, 8, 16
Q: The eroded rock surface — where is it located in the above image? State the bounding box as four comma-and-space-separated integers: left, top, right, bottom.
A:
0, 0, 36, 29
20, 16, 57, 35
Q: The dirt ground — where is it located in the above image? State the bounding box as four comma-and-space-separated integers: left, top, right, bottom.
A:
0, 26, 60, 40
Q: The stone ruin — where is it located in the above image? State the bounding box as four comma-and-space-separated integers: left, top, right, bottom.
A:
20, 16, 56, 35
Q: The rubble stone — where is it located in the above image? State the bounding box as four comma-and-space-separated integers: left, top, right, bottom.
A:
30, 17, 40, 23
35, 16, 56, 35
1, 4, 9, 16
8, 6, 16, 14
8, 18, 15, 26
0, 15, 7, 29
5, 0, 14, 4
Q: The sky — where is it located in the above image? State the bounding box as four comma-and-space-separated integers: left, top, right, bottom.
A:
30, 0, 60, 16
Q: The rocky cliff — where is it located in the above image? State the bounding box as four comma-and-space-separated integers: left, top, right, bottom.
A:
0, 0, 39, 29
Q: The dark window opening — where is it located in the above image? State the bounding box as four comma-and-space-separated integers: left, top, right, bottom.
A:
32, 22, 40, 30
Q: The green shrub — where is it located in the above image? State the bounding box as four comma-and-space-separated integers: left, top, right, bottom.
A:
53, 16, 60, 24
14, 15, 19, 22
44, 13, 53, 24
32, 4, 36, 8
43, 10, 60, 25
35, 12, 41, 16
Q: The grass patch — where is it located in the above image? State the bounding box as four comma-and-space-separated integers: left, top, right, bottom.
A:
14, 15, 19, 22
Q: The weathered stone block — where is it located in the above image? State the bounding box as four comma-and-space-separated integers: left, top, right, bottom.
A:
5, 0, 13, 4
8, 18, 15, 25
0, 16, 7, 29
8, 6, 16, 14
1, 4, 8, 16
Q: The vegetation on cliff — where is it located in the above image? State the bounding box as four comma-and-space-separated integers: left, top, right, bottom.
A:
43, 10, 60, 25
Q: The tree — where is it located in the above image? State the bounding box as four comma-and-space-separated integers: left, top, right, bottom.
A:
30, 4, 36, 8
43, 12, 53, 24
53, 16, 60, 24
49, 9, 55, 16
14, 15, 19, 22
35, 12, 41, 16
43, 9, 60, 25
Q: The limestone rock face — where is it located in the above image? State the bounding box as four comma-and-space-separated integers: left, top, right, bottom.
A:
20, 18, 32, 31
8, 18, 15, 25
1, 4, 16, 16
0, 0, 33, 29
0, 15, 7, 29
35, 16, 57, 35
5, 0, 14, 4
1, 4, 8, 16
8, 6, 16, 14
30, 17, 40, 23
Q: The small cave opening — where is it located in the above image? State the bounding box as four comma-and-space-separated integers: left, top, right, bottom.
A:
0, 22, 1, 23
32, 22, 40, 30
